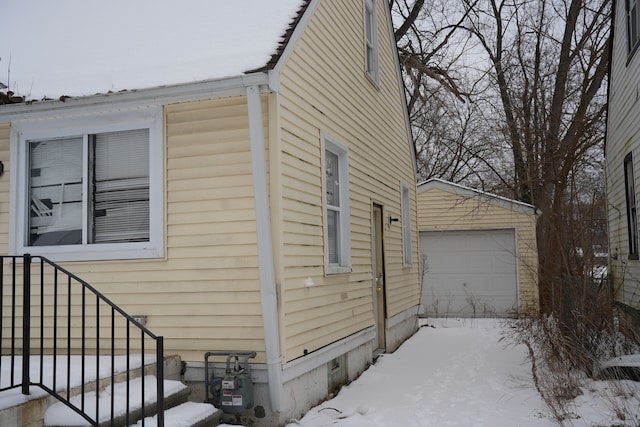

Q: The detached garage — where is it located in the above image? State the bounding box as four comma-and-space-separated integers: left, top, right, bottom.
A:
417, 179, 540, 318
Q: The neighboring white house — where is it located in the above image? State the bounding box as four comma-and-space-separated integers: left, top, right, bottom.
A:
606, 0, 640, 316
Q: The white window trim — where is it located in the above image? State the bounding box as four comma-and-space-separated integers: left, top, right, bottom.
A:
9, 106, 164, 262
364, 0, 380, 84
401, 182, 412, 267
624, 152, 639, 259
322, 134, 351, 275
628, 0, 640, 56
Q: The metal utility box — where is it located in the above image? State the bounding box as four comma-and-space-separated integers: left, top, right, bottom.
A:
205, 351, 256, 414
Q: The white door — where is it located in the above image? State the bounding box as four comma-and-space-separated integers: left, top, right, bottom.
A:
419, 229, 518, 317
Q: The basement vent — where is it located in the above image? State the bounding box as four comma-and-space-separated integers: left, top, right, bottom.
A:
327, 354, 348, 396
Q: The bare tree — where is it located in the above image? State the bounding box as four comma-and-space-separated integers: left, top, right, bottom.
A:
392, 0, 503, 185
393, 0, 611, 313
461, 0, 610, 312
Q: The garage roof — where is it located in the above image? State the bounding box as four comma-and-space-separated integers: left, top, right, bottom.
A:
418, 178, 539, 216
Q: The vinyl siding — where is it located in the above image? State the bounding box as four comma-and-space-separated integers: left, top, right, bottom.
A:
1, 0, 419, 367
0, 124, 8, 252
274, 0, 419, 361
417, 187, 539, 315
0, 98, 268, 363
606, 0, 640, 310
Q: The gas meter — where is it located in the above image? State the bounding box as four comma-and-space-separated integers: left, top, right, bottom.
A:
205, 351, 256, 414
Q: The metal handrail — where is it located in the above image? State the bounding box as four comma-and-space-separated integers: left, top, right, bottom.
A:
0, 254, 165, 427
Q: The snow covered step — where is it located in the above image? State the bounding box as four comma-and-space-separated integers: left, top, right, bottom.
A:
129, 401, 220, 427
43, 375, 194, 427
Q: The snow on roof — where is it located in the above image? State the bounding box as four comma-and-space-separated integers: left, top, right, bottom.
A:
1, 0, 305, 100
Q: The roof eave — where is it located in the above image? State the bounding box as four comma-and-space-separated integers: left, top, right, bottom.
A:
0, 72, 270, 121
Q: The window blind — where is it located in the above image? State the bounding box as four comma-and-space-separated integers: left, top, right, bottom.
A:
93, 129, 150, 243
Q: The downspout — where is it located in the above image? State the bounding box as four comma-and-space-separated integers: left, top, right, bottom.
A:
246, 84, 283, 412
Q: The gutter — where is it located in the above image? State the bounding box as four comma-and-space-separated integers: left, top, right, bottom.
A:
0, 73, 270, 121
246, 84, 283, 412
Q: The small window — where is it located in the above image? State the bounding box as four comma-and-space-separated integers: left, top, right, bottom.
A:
323, 136, 351, 274
11, 108, 163, 261
401, 183, 412, 266
364, 0, 379, 83
624, 153, 638, 259
628, 0, 640, 56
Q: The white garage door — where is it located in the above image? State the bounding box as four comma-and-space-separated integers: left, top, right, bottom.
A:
419, 229, 518, 318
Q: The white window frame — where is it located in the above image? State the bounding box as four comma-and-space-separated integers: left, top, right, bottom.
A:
624, 152, 639, 259
364, 0, 380, 83
401, 182, 412, 267
9, 106, 164, 262
322, 135, 351, 274
628, 0, 640, 56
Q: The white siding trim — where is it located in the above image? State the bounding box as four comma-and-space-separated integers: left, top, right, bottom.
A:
282, 326, 376, 383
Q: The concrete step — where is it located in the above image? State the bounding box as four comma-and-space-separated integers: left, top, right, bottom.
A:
130, 401, 220, 427
44, 376, 195, 426
0, 355, 183, 427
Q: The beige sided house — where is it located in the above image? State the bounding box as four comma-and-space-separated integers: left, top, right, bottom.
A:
0, 0, 420, 425
417, 179, 539, 318
606, 0, 640, 316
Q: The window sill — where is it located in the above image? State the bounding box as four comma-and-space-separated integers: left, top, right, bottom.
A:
628, 254, 639, 261
12, 242, 164, 263
326, 266, 352, 275
365, 72, 380, 90
627, 43, 640, 66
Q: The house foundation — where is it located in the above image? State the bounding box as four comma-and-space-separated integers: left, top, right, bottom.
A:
183, 308, 419, 426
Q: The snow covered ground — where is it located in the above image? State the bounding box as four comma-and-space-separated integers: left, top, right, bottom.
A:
2, 318, 639, 426
282, 318, 640, 427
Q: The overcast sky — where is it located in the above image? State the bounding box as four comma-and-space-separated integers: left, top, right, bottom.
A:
0, 0, 302, 99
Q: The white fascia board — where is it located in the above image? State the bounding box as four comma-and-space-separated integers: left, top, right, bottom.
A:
418, 178, 540, 216
0, 73, 270, 122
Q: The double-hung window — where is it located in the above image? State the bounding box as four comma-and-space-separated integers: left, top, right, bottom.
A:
323, 135, 351, 274
624, 153, 639, 259
11, 107, 163, 261
628, 0, 640, 56
364, 0, 379, 83
401, 183, 412, 266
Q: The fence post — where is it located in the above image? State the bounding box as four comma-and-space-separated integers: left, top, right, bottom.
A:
22, 253, 31, 395
156, 336, 164, 427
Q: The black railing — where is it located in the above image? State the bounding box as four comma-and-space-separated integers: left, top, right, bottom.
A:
0, 254, 165, 427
